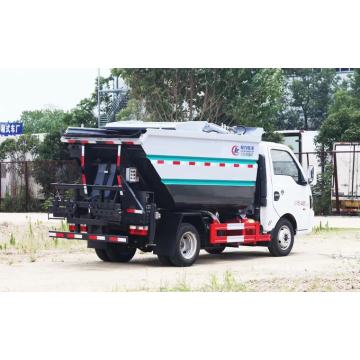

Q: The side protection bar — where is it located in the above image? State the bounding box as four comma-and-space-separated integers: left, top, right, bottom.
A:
48, 231, 128, 243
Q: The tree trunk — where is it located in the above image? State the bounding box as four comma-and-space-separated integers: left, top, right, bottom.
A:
189, 70, 193, 121
304, 111, 308, 130
173, 69, 178, 121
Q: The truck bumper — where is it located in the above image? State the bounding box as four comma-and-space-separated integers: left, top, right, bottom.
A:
48, 231, 128, 244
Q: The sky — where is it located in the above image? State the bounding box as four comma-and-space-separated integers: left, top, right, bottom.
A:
0, 69, 110, 121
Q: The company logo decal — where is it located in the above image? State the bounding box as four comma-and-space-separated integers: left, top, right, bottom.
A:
231, 145, 240, 156
232, 144, 255, 157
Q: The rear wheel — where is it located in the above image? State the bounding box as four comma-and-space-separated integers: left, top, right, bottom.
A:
169, 223, 200, 267
205, 246, 226, 255
268, 218, 294, 256
106, 244, 136, 263
95, 248, 110, 262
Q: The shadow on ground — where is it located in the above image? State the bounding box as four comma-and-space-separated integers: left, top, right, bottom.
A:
66, 248, 290, 271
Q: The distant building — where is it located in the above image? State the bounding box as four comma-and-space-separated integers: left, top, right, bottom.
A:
335, 68, 354, 73
335, 68, 355, 82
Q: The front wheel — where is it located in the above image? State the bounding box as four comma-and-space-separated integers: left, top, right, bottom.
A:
106, 244, 136, 263
169, 223, 200, 267
268, 218, 294, 256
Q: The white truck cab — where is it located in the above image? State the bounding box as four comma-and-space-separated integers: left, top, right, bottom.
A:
260, 142, 314, 236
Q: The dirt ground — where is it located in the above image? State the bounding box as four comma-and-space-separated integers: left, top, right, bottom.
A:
0, 213, 360, 291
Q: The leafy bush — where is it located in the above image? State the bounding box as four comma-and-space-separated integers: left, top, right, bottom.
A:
1, 189, 42, 212
312, 161, 333, 215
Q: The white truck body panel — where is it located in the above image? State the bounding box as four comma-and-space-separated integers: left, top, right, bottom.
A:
142, 129, 260, 185
108, 120, 262, 186
106, 122, 314, 234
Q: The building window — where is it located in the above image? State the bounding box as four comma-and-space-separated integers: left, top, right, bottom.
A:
335, 68, 354, 73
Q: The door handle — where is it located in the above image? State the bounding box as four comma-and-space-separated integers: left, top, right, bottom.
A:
274, 191, 280, 201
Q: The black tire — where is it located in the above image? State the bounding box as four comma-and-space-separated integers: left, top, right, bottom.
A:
95, 248, 110, 262
205, 246, 226, 255
268, 218, 294, 256
169, 223, 200, 267
157, 255, 173, 266
106, 244, 136, 263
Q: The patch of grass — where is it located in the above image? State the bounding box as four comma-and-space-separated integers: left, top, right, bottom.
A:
111, 273, 358, 292
312, 223, 359, 235
119, 271, 248, 292
9, 233, 16, 246
312, 221, 334, 234
201, 271, 247, 292
53, 237, 59, 248
0, 218, 85, 256
60, 220, 68, 232
28, 221, 34, 237
160, 279, 191, 292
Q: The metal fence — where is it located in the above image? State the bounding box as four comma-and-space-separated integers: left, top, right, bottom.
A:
295, 148, 360, 215
0, 160, 80, 212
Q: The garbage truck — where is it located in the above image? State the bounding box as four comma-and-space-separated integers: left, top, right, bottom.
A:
48, 121, 314, 266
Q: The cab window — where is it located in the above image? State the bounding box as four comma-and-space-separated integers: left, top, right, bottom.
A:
271, 149, 303, 184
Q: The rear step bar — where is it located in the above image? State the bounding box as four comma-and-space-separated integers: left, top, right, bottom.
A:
49, 231, 127, 243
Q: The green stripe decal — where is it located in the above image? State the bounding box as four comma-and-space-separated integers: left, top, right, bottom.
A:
162, 179, 256, 186
147, 154, 257, 165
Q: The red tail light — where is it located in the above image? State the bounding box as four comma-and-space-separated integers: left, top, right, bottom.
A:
129, 225, 148, 236
80, 224, 88, 233
68, 223, 76, 232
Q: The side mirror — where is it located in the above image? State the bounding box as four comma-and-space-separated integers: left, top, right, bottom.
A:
307, 165, 315, 185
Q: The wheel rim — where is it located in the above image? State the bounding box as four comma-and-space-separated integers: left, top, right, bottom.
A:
277, 225, 292, 250
179, 231, 197, 260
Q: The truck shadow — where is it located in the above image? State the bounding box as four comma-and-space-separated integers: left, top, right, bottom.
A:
195, 250, 272, 265
73, 250, 273, 270
69, 249, 298, 271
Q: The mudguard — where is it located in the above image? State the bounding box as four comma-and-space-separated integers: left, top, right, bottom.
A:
153, 212, 184, 257
153, 212, 208, 256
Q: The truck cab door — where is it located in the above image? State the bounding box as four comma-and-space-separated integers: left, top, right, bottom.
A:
269, 147, 312, 232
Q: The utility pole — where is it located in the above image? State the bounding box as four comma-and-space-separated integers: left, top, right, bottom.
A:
97, 68, 101, 128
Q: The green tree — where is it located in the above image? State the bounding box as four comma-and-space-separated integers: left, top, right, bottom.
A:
0, 134, 39, 162
15, 108, 90, 199
21, 102, 97, 135
116, 98, 145, 121
21, 109, 69, 134
312, 162, 333, 215
112, 68, 284, 137
69, 97, 97, 128
352, 69, 360, 101
282, 68, 337, 130
226, 69, 284, 133
18, 93, 97, 161
317, 90, 360, 150
314, 70, 360, 215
